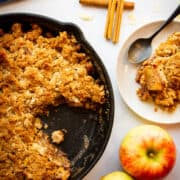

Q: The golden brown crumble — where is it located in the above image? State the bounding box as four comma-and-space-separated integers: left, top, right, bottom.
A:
136, 32, 180, 112
0, 23, 105, 179
51, 130, 64, 144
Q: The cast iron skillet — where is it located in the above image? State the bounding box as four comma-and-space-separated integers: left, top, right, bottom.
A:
0, 13, 114, 180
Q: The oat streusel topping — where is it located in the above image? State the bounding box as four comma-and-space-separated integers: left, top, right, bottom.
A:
136, 32, 180, 112
0, 23, 105, 179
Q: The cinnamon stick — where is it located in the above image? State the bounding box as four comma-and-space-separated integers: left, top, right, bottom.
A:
104, 0, 113, 39
79, 0, 134, 10
112, 0, 124, 43
107, 0, 116, 39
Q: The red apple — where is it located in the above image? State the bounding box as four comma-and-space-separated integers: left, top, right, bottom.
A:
119, 125, 176, 180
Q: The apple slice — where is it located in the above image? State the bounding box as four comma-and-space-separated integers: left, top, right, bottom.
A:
119, 125, 176, 180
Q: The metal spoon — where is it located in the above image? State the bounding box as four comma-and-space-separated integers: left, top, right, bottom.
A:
128, 4, 180, 64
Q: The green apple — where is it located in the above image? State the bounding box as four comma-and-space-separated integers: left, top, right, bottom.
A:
101, 171, 134, 180
119, 125, 176, 180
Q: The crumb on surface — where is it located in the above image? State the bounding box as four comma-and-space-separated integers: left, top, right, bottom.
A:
44, 123, 48, 129
79, 13, 93, 21
127, 12, 136, 25
51, 130, 65, 144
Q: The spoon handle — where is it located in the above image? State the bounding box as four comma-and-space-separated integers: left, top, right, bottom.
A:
150, 4, 180, 40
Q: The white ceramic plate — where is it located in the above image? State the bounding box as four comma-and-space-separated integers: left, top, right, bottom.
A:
117, 20, 180, 124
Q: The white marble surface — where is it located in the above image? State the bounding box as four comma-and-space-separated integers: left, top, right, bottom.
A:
0, 0, 179, 179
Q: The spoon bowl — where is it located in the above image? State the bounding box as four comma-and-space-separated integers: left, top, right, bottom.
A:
128, 4, 180, 64
128, 38, 152, 63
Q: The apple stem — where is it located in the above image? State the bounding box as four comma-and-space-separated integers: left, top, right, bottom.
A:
149, 152, 155, 158
147, 149, 156, 158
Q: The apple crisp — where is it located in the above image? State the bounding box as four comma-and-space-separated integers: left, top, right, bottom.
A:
136, 32, 180, 111
0, 23, 105, 179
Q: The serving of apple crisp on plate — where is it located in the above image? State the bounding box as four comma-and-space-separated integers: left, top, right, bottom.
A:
136, 32, 180, 112
117, 20, 180, 124
0, 13, 114, 180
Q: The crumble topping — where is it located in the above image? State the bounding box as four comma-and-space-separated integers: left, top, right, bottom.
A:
136, 32, 180, 111
0, 23, 105, 179
51, 130, 65, 144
